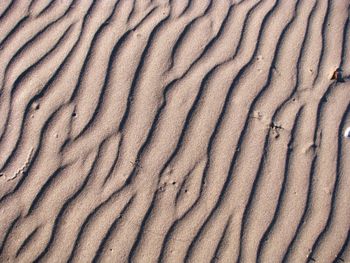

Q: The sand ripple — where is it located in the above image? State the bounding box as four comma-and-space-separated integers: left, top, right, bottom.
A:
0, 0, 349, 262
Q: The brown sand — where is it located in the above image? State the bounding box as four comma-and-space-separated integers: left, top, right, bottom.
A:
0, 0, 349, 262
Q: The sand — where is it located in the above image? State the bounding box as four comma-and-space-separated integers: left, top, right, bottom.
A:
0, 0, 349, 262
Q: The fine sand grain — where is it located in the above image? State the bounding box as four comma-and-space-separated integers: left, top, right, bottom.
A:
0, 0, 349, 262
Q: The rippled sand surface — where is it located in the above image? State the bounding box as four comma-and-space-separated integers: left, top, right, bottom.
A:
0, 1, 349, 262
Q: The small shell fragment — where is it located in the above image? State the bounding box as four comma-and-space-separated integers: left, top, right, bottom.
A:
344, 127, 350, 138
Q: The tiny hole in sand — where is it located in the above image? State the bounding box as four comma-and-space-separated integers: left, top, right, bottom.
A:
32, 102, 40, 110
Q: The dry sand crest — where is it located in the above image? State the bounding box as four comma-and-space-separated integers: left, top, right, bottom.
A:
0, 0, 349, 262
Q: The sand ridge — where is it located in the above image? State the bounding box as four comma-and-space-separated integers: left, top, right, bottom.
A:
0, 0, 349, 262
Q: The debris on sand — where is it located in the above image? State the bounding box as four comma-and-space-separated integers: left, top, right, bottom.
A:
331, 68, 344, 82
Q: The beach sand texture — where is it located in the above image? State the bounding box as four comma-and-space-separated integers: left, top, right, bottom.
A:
0, 0, 349, 262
